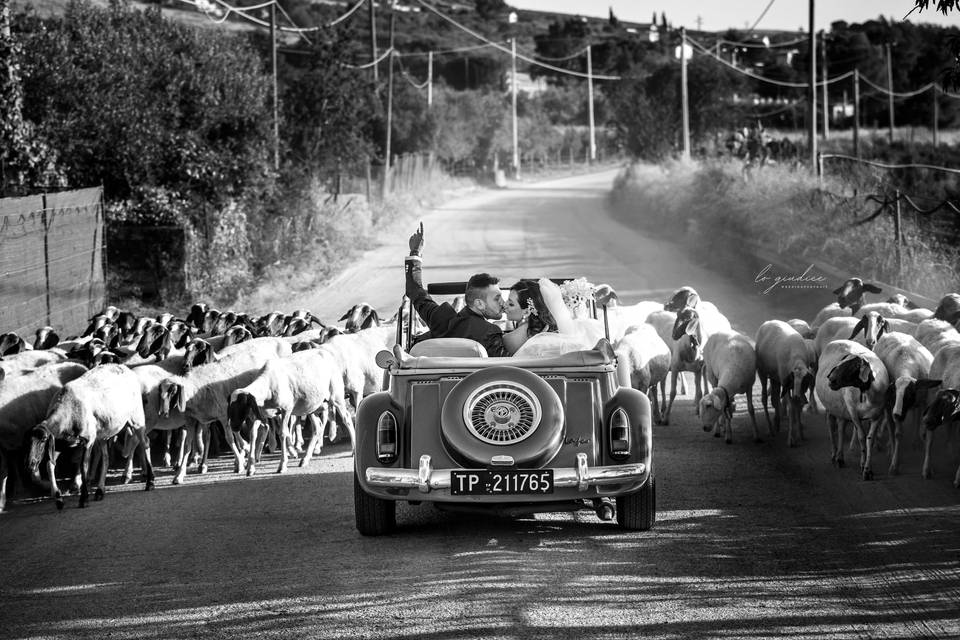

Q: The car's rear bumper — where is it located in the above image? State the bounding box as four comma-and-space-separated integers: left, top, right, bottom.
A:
365, 453, 646, 494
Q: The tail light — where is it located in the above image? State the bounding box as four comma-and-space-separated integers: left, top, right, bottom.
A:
376, 411, 398, 463
609, 407, 631, 460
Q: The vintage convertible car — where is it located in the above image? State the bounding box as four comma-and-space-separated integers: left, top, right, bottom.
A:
353, 281, 655, 535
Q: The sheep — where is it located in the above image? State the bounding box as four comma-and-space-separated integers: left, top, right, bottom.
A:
322, 326, 396, 411
697, 330, 759, 444
614, 325, 671, 424
886, 293, 920, 310
872, 332, 937, 475
605, 300, 666, 343
915, 318, 960, 358
813, 311, 888, 360
855, 302, 932, 323
227, 348, 354, 475
933, 293, 960, 325
644, 309, 690, 424
786, 319, 815, 339
186, 302, 209, 331
809, 278, 883, 330
755, 320, 815, 446
920, 344, 960, 485
179, 326, 255, 374
0, 332, 31, 355
1, 349, 67, 378
0, 362, 89, 511
816, 340, 889, 480
254, 311, 286, 337
27, 364, 153, 509
340, 303, 381, 332
158, 338, 293, 473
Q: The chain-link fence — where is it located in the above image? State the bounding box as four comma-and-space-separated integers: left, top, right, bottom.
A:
0, 187, 105, 338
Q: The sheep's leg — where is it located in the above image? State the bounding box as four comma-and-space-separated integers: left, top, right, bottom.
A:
678, 372, 688, 395
44, 437, 64, 510
759, 375, 773, 434
769, 381, 782, 436
664, 368, 679, 426
648, 388, 662, 425
0, 449, 9, 512
277, 412, 293, 474
94, 440, 109, 502
300, 410, 327, 468
807, 387, 818, 415
723, 413, 733, 445
286, 416, 301, 458
120, 430, 138, 484
657, 380, 667, 421
827, 414, 841, 466
162, 430, 173, 468
136, 428, 155, 491
787, 397, 801, 448
336, 397, 357, 455
78, 442, 94, 508
888, 410, 903, 476
220, 422, 245, 474
693, 369, 704, 416
246, 418, 263, 476
746, 387, 761, 443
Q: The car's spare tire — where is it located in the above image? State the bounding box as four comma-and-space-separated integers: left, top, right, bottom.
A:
441, 366, 564, 466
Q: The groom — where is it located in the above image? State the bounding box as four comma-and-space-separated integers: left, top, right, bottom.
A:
405, 222, 510, 357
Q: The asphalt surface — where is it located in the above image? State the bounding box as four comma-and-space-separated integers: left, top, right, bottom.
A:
1, 169, 958, 640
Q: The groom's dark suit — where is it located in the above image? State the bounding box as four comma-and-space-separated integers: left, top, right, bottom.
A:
404, 256, 509, 357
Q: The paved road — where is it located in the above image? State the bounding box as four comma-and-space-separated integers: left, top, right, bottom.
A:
1, 170, 959, 639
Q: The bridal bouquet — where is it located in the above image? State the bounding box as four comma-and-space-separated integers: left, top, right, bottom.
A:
559, 277, 595, 319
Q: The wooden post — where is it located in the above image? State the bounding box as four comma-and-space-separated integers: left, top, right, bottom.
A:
853, 69, 860, 158
808, 1, 817, 170
821, 30, 829, 140
817, 152, 823, 189
369, 0, 378, 82
894, 189, 902, 282
365, 157, 372, 202
587, 44, 596, 162
427, 50, 433, 107
933, 84, 940, 147
382, 5, 395, 199
886, 43, 895, 145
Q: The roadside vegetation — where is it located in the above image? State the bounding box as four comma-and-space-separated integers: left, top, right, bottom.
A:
609, 142, 960, 301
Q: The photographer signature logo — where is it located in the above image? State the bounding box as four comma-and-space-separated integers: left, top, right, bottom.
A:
755, 264, 828, 295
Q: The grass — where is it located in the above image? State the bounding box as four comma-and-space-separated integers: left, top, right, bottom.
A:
608, 158, 960, 302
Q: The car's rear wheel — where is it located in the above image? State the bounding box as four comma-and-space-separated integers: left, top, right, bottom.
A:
616, 475, 655, 531
354, 472, 396, 536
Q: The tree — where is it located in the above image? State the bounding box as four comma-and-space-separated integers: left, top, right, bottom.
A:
910, 0, 960, 87
475, 0, 506, 21
608, 7, 619, 29
1, 0, 62, 194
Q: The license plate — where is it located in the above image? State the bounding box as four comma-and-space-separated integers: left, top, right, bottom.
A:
450, 470, 554, 495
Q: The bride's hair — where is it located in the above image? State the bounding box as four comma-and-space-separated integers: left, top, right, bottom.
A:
510, 279, 557, 336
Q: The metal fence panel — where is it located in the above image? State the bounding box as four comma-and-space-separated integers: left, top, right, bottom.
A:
0, 196, 48, 337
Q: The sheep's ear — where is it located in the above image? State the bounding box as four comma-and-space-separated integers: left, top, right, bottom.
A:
175, 384, 187, 413
884, 384, 896, 409
0, 368, 4, 382
802, 372, 815, 393
864, 283, 882, 294
849, 317, 865, 339
858, 360, 873, 384
832, 285, 844, 295
917, 378, 942, 390
338, 310, 352, 321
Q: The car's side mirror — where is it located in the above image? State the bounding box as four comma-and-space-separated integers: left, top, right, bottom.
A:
375, 349, 397, 370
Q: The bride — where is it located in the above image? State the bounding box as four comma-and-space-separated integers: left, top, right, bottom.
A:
503, 277, 606, 357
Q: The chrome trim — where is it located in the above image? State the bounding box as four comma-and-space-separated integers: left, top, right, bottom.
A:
417, 454, 433, 493
491, 455, 515, 466
365, 454, 646, 493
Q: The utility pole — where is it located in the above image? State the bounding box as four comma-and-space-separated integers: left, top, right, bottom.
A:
587, 44, 596, 162
369, 0, 378, 82
808, 0, 817, 170
821, 30, 829, 139
886, 42, 895, 145
383, 2, 395, 198
853, 69, 861, 157
270, 0, 279, 171
680, 27, 690, 161
427, 50, 433, 107
511, 36, 519, 179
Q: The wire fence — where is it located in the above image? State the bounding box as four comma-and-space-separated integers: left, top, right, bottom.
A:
0, 188, 106, 338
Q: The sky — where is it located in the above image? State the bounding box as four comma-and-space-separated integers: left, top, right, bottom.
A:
508, 0, 959, 33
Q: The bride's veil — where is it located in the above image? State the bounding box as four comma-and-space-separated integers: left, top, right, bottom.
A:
538, 278, 577, 335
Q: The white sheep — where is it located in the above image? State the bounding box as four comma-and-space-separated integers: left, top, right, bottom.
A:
614, 325, 671, 424
872, 332, 936, 475
815, 340, 889, 480
645, 309, 696, 425
1, 349, 67, 378
698, 330, 759, 444
915, 319, 960, 358
755, 320, 815, 446
813, 311, 888, 360
0, 362, 88, 511
661, 305, 732, 423
27, 364, 153, 509
227, 348, 353, 475
340, 303, 381, 332
855, 302, 933, 323
158, 338, 293, 473
786, 319, 815, 339
933, 293, 960, 325
920, 344, 960, 485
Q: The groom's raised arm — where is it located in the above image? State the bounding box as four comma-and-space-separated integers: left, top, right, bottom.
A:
405, 223, 456, 330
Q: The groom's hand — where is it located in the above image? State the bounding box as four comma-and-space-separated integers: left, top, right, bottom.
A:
409, 221, 424, 256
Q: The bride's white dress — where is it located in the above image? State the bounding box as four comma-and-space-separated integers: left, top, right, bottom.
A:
512, 278, 606, 357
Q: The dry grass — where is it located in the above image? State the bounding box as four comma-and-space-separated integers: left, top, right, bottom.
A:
609, 159, 960, 301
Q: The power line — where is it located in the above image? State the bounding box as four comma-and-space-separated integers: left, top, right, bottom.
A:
745, 0, 777, 35
413, 0, 621, 81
